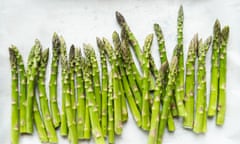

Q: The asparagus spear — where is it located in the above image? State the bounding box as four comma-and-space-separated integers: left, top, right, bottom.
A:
59, 36, 68, 136
75, 48, 86, 139
69, 45, 76, 121
113, 31, 141, 127
148, 62, 168, 144
216, 26, 229, 125
193, 37, 212, 133
49, 33, 61, 128
84, 44, 102, 120
112, 32, 128, 122
11, 46, 27, 133
102, 38, 122, 135
121, 29, 142, 110
142, 34, 154, 131
108, 72, 115, 143
97, 38, 108, 136
158, 56, 178, 144
82, 55, 105, 144
37, 48, 58, 142
183, 34, 198, 129
208, 20, 221, 117
26, 40, 41, 133
175, 5, 185, 117
9, 47, 19, 144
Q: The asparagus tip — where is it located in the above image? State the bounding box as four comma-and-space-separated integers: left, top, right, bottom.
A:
115, 11, 126, 26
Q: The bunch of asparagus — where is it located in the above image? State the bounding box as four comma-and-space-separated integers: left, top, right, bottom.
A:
9, 5, 229, 144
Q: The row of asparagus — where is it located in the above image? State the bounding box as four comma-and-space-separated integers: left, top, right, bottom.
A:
9, 6, 229, 144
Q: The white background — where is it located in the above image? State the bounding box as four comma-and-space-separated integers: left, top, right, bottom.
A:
0, 0, 240, 143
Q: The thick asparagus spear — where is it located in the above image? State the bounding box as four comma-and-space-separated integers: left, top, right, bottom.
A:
148, 62, 168, 144
208, 20, 221, 117
75, 48, 86, 139
26, 40, 41, 133
102, 38, 122, 135
82, 55, 105, 144
11, 46, 27, 133
175, 5, 185, 117
69, 45, 76, 121
49, 33, 61, 128
142, 34, 154, 131
37, 48, 58, 142
9, 47, 19, 144
59, 36, 68, 136
84, 44, 102, 120
193, 37, 212, 133
183, 34, 198, 129
158, 56, 178, 144
108, 72, 115, 143
97, 38, 108, 136
216, 26, 229, 125
113, 32, 142, 127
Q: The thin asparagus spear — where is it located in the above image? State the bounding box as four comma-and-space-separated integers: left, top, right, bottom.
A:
208, 19, 221, 117
183, 34, 199, 129
102, 38, 122, 135
37, 48, 58, 142
59, 36, 68, 136
26, 40, 41, 133
75, 48, 85, 139
9, 47, 19, 144
216, 26, 229, 125
112, 32, 128, 122
69, 45, 76, 121
62, 57, 78, 144
49, 33, 61, 128
193, 37, 212, 133
148, 62, 168, 144
11, 46, 27, 133
97, 38, 108, 136
142, 34, 154, 131
158, 56, 178, 144
113, 32, 141, 127
108, 72, 115, 143
154, 25, 175, 131
84, 44, 102, 120
175, 5, 185, 117
121, 29, 142, 110
82, 56, 105, 144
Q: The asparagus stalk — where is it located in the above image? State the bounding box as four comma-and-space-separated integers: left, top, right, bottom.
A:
69, 45, 76, 121
121, 29, 142, 110
183, 34, 199, 129
9, 47, 19, 144
84, 44, 102, 120
216, 26, 229, 125
193, 37, 212, 133
82, 55, 105, 144
158, 56, 178, 144
26, 40, 41, 133
49, 33, 61, 128
59, 36, 68, 136
175, 5, 185, 117
142, 34, 154, 131
148, 62, 168, 144
75, 48, 86, 139
208, 20, 221, 117
113, 31, 141, 127
97, 38, 108, 136
37, 48, 58, 142
102, 38, 122, 135
108, 72, 115, 143
11, 46, 27, 133
112, 32, 128, 122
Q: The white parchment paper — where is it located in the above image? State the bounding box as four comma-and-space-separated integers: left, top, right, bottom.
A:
0, 0, 240, 143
